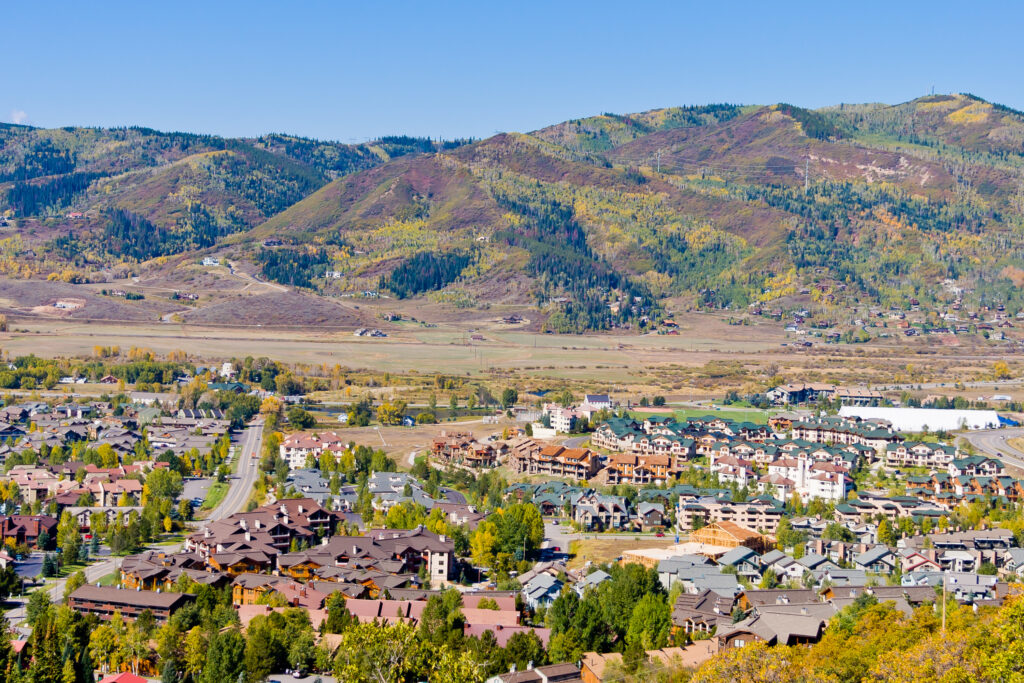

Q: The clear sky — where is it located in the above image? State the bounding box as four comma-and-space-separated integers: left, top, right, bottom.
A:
4, 0, 1022, 142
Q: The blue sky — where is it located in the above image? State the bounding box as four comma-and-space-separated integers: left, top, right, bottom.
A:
4, 1, 1022, 142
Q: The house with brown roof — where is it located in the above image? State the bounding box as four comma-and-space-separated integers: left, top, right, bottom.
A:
68, 585, 195, 623
0, 514, 57, 548
184, 498, 338, 559
511, 445, 601, 480
715, 609, 827, 648
486, 663, 582, 683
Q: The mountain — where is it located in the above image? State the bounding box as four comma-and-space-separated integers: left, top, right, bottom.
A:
0, 125, 467, 272
3, 94, 1024, 331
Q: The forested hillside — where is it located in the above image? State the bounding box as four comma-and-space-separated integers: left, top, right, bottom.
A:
0, 124, 466, 274
4, 93, 1024, 330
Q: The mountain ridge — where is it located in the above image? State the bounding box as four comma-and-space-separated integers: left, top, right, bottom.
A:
3, 93, 1024, 330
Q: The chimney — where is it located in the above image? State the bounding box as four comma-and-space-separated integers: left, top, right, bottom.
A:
245, 531, 251, 542
239, 519, 247, 530
297, 505, 304, 514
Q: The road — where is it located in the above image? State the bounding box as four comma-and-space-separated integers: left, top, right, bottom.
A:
562, 436, 589, 448
208, 421, 264, 522
875, 378, 1024, 392
543, 520, 581, 560
962, 427, 1024, 470
4, 421, 264, 625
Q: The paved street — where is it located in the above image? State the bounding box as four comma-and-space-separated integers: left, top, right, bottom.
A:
4, 420, 265, 625
962, 427, 1024, 469
209, 421, 264, 522
561, 436, 589, 448
543, 520, 577, 555
14, 552, 43, 579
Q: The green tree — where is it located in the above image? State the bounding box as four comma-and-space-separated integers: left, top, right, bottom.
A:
26, 588, 52, 628
286, 406, 316, 429
56, 510, 81, 561
823, 521, 857, 543
877, 519, 898, 547
243, 616, 287, 682
63, 570, 86, 602
0, 565, 20, 601
288, 632, 316, 671
322, 592, 355, 634
491, 503, 544, 558
547, 630, 583, 665
625, 593, 671, 650
201, 629, 245, 683
503, 631, 547, 672
332, 621, 421, 683
145, 468, 184, 500
501, 388, 518, 409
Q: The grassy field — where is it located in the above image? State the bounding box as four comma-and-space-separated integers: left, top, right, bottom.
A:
200, 482, 229, 511
567, 536, 680, 570
0, 309, 1020, 407
627, 407, 775, 423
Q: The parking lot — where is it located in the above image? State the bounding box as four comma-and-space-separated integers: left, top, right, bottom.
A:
181, 477, 213, 505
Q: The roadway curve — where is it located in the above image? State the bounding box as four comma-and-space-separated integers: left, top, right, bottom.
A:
962, 427, 1024, 470
4, 421, 264, 625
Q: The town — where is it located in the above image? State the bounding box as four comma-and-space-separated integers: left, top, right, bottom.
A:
0, 356, 1020, 682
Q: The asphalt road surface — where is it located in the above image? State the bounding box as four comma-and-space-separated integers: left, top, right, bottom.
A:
962, 427, 1024, 470
209, 422, 264, 522
4, 420, 265, 625
181, 477, 213, 504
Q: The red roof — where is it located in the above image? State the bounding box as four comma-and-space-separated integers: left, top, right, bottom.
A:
98, 673, 148, 683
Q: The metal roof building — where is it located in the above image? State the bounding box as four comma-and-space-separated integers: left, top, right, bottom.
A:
838, 406, 1001, 432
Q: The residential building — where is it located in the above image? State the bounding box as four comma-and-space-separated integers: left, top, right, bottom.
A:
68, 585, 195, 623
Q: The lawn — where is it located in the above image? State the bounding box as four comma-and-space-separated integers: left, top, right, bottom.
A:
96, 572, 118, 586
627, 406, 774, 423
201, 482, 229, 511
